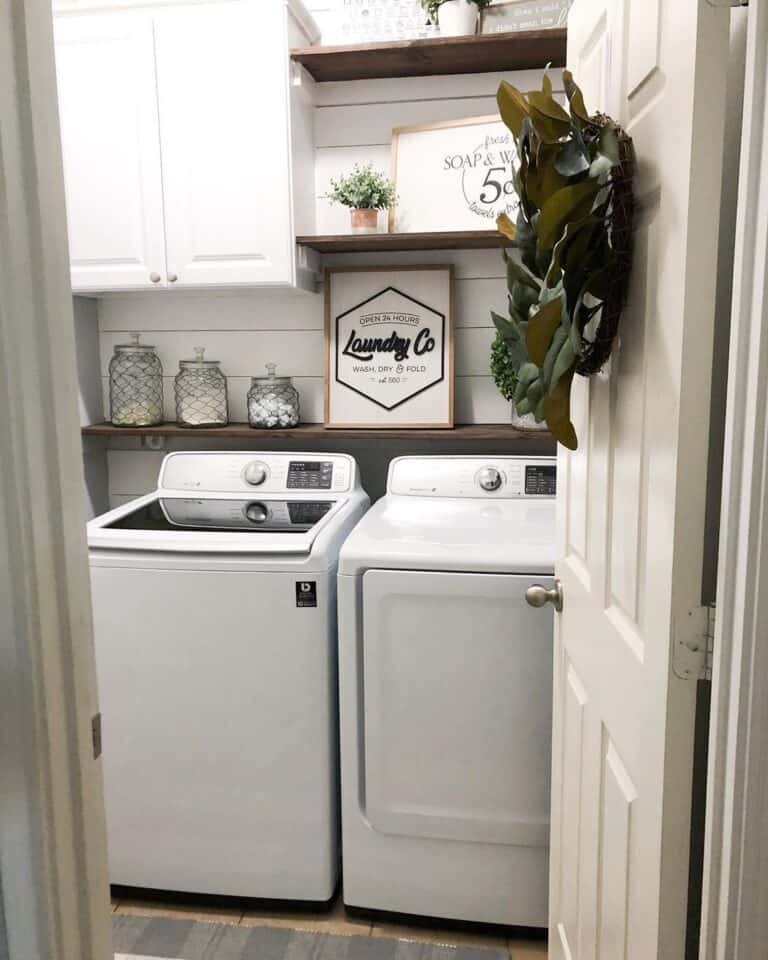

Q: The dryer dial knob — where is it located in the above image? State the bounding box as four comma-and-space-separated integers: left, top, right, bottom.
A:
244, 461, 268, 486
245, 502, 268, 524
478, 467, 503, 492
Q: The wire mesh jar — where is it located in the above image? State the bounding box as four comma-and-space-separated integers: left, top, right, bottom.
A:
174, 347, 229, 428
109, 332, 163, 427
247, 363, 300, 429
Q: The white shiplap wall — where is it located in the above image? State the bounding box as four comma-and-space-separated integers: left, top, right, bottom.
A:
81, 1, 559, 507
96, 59, 555, 426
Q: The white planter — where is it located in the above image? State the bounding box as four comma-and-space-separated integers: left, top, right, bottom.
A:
438, 0, 479, 37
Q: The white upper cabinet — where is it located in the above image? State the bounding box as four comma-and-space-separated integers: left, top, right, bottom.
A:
154, 1, 293, 287
55, 13, 167, 292
54, 0, 316, 293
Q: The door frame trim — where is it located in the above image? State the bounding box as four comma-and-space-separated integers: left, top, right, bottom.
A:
701, 2, 768, 956
0, 0, 111, 957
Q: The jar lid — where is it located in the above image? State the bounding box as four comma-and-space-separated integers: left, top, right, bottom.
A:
114, 332, 156, 353
179, 346, 220, 369
251, 362, 291, 384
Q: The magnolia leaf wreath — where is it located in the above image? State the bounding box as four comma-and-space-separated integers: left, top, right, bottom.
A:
490, 70, 634, 449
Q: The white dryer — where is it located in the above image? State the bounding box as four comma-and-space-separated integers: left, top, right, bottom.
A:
337, 455, 556, 927
88, 452, 368, 901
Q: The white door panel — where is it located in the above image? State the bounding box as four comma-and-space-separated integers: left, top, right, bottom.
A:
154, 1, 294, 287
54, 13, 167, 291
549, 0, 728, 957
362, 569, 553, 848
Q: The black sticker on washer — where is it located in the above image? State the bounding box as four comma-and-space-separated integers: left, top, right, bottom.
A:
296, 581, 317, 608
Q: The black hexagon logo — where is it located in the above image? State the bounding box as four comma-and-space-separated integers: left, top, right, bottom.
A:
335, 286, 445, 411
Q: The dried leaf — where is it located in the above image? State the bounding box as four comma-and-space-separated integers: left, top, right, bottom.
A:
526, 298, 562, 366
544, 369, 578, 449
497, 81, 530, 138
496, 212, 517, 241
562, 70, 590, 126
537, 180, 600, 251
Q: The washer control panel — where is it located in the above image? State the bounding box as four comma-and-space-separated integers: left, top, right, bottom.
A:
287, 460, 334, 490
159, 453, 355, 494
388, 457, 556, 498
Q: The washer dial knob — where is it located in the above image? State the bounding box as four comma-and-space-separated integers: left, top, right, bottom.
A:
244, 461, 268, 486
245, 502, 268, 524
477, 466, 503, 492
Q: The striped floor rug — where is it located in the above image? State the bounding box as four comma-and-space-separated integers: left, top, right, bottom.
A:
112, 915, 509, 960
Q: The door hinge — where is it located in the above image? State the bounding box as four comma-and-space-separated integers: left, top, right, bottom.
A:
91, 713, 102, 759
673, 604, 715, 680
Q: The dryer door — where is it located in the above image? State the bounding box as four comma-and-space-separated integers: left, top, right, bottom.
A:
362, 568, 553, 848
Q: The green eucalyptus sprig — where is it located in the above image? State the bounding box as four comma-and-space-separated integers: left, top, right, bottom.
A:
490, 70, 631, 450
419, 0, 492, 23
326, 164, 397, 211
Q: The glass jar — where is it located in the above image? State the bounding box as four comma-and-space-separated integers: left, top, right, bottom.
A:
247, 363, 300, 429
174, 347, 228, 428
109, 332, 163, 427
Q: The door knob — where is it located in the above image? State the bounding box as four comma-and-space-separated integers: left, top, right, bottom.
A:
168, 273, 178, 283
525, 580, 563, 613
149, 272, 161, 283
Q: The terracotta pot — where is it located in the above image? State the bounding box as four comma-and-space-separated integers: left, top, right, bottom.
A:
438, 0, 478, 37
350, 208, 379, 234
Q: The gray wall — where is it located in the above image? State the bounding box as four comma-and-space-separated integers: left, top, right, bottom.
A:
702, 8, 749, 605
0, 866, 8, 960
73, 296, 109, 518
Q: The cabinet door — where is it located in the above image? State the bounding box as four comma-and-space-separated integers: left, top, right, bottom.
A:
54, 13, 167, 292
154, 1, 294, 287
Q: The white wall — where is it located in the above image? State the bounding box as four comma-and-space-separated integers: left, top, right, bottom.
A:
62, 0, 558, 505
94, 65, 554, 429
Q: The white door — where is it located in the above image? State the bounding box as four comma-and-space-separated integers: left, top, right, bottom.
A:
547, 0, 729, 958
54, 12, 167, 292
154, 0, 294, 287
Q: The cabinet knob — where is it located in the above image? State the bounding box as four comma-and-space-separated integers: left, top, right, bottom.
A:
168, 273, 178, 283
149, 272, 161, 283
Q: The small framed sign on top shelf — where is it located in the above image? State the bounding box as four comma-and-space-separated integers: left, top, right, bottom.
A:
480, 0, 571, 33
389, 115, 519, 233
324, 266, 454, 429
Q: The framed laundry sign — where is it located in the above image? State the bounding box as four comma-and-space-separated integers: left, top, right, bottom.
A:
324, 266, 454, 429
389, 115, 519, 233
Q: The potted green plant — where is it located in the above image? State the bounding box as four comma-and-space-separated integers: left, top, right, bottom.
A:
420, 0, 491, 37
326, 164, 397, 234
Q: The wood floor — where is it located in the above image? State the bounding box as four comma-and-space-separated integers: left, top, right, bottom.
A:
110, 891, 547, 959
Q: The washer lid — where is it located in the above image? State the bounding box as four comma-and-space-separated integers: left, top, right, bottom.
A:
338, 494, 556, 576
88, 492, 349, 555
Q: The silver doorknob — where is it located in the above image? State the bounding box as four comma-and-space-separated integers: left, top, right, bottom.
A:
149, 272, 161, 283
168, 273, 178, 282
525, 581, 563, 613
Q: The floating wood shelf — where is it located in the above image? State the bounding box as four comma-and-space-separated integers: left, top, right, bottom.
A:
290, 30, 567, 83
82, 422, 553, 442
297, 230, 504, 254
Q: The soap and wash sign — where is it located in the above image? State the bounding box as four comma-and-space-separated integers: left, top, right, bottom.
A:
390, 116, 519, 232
325, 266, 454, 428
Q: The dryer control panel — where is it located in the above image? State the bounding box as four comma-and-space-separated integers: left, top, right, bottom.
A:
159, 452, 356, 495
387, 456, 556, 498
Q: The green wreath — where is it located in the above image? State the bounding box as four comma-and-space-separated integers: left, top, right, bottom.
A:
490, 70, 634, 449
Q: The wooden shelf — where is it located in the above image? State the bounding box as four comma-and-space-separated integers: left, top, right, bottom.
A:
82, 422, 553, 442
290, 30, 567, 83
297, 230, 503, 254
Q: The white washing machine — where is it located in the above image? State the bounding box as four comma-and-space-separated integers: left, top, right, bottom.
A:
88, 452, 368, 900
337, 455, 556, 927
